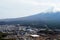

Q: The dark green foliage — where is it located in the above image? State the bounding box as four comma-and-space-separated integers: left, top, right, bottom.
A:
0, 32, 8, 39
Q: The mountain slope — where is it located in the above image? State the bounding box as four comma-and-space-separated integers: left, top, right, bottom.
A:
0, 12, 60, 28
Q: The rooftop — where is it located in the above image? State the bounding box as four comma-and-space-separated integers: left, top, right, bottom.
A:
31, 35, 40, 37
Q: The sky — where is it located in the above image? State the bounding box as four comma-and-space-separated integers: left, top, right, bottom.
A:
0, 0, 60, 19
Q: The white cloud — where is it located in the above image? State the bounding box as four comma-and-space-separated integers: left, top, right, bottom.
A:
0, 0, 60, 19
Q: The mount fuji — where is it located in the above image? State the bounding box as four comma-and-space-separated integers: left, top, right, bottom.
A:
0, 11, 60, 28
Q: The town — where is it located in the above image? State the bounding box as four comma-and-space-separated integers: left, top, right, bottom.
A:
0, 24, 60, 40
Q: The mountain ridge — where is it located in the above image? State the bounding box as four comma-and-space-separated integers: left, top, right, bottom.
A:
0, 11, 60, 28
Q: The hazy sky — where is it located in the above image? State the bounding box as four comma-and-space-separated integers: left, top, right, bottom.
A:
0, 0, 60, 19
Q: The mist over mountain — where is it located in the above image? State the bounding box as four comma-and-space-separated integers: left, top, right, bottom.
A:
0, 11, 60, 28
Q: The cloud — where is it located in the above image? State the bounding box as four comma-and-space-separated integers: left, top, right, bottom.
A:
0, 0, 60, 19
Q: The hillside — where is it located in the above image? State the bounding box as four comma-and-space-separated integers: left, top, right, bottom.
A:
0, 12, 60, 28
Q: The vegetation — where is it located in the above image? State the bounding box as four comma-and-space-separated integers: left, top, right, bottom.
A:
0, 32, 16, 40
